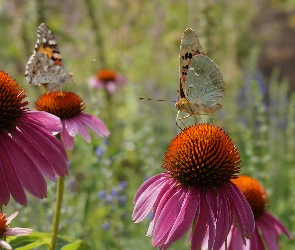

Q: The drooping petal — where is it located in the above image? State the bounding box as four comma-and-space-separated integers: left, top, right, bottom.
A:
3, 133, 47, 198
147, 179, 176, 237
26, 111, 62, 133
106, 82, 117, 94
12, 129, 56, 181
79, 113, 110, 137
0, 239, 12, 250
3, 227, 33, 236
226, 183, 254, 242
191, 191, 210, 249
153, 187, 187, 246
74, 117, 91, 143
18, 118, 68, 176
0, 152, 11, 205
88, 76, 104, 89
249, 227, 265, 250
133, 173, 166, 203
228, 226, 245, 250
256, 218, 278, 250
133, 175, 170, 222
0, 135, 27, 205
261, 211, 293, 239
60, 120, 74, 151
214, 187, 232, 250
206, 191, 217, 250
65, 118, 78, 137
165, 187, 199, 245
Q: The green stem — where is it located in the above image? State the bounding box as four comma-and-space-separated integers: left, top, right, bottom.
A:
51, 177, 65, 250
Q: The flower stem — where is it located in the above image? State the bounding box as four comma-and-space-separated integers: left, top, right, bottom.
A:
51, 176, 65, 250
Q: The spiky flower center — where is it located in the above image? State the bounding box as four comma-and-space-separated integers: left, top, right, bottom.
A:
0, 212, 8, 235
231, 175, 268, 218
97, 69, 116, 81
35, 91, 85, 119
163, 124, 241, 189
0, 71, 28, 133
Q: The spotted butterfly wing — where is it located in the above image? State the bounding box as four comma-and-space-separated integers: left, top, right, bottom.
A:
179, 28, 206, 95
25, 23, 72, 91
185, 54, 225, 111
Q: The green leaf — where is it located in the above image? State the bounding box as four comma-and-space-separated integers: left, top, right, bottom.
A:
61, 240, 92, 250
7, 232, 92, 250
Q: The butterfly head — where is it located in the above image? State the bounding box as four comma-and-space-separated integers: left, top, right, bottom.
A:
175, 98, 201, 115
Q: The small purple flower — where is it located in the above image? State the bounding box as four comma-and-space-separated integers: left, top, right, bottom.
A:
102, 222, 110, 230
118, 181, 127, 191
97, 190, 106, 199
118, 195, 127, 206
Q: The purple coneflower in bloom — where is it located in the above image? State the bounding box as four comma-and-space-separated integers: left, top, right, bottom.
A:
0, 211, 33, 250
219, 175, 293, 249
87, 69, 126, 94
132, 124, 255, 250
35, 91, 110, 150
0, 71, 68, 206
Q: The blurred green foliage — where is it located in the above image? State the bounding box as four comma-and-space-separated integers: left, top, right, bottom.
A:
1, 0, 295, 249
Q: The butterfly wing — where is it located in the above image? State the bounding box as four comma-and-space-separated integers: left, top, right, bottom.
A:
25, 52, 69, 90
25, 23, 70, 90
185, 54, 225, 109
179, 28, 206, 92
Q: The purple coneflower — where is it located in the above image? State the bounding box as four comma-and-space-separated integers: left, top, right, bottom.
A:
0, 71, 68, 206
35, 91, 110, 150
223, 175, 293, 249
132, 124, 255, 250
0, 211, 32, 250
88, 69, 126, 94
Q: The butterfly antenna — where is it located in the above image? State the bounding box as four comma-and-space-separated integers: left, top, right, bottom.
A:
69, 59, 96, 73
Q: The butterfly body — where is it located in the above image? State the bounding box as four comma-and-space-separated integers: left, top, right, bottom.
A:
175, 28, 225, 119
25, 23, 72, 91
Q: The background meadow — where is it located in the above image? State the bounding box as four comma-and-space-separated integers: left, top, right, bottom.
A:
1, 0, 295, 249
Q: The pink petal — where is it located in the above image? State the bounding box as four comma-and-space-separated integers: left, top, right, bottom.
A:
213, 187, 232, 250
79, 113, 110, 137
226, 183, 254, 242
191, 191, 210, 249
6, 211, 18, 223
60, 120, 74, 151
262, 211, 293, 239
256, 218, 278, 250
165, 187, 199, 244
133, 176, 169, 222
106, 82, 117, 94
153, 187, 187, 246
26, 111, 62, 133
3, 132, 47, 198
0, 135, 27, 205
249, 227, 265, 250
134, 173, 165, 203
87, 76, 104, 89
206, 191, 217, 250
18, 118, 68, 176
65, 118, 78, 136
3, 227, 33, 236
147, 179, 176, 237
13, 129, 56, 181
74, 117, 91, 143
0, 148, 11, 205
0, 239, 12, 250
228, 227, 246, 250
